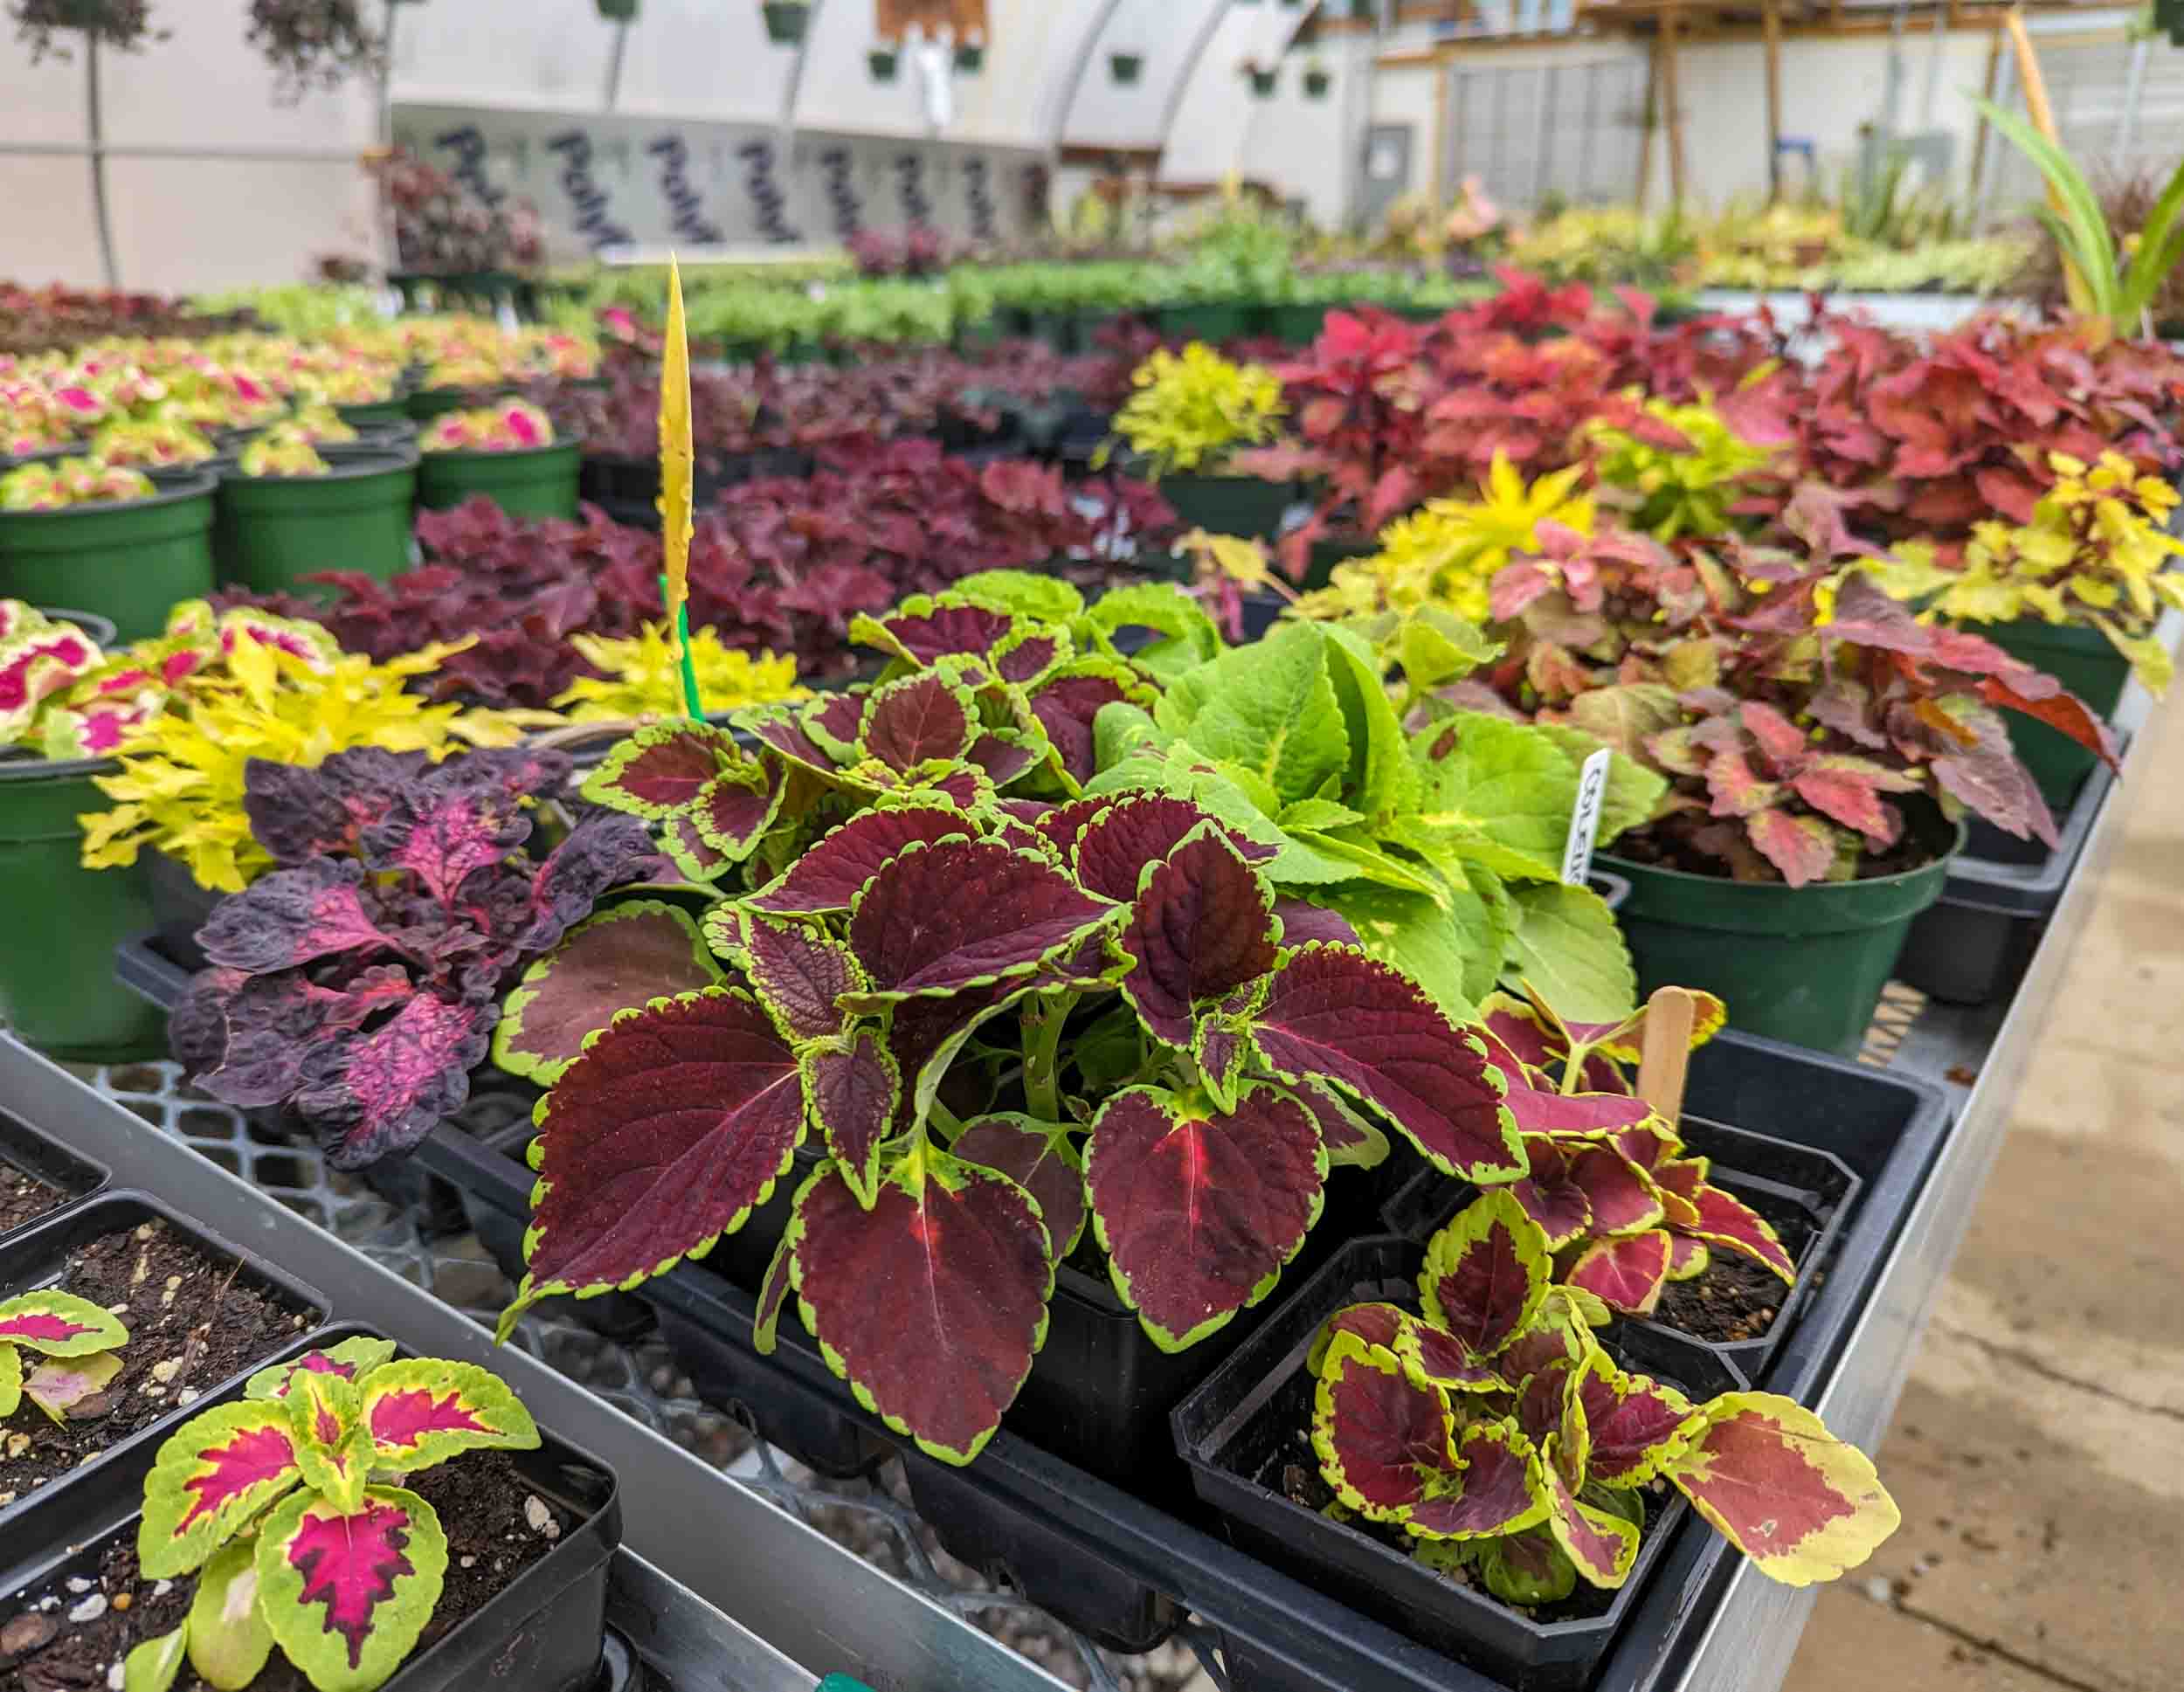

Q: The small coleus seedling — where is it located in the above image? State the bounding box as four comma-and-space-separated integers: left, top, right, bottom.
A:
174, 745, 660, 1167
126, 1340, 539, 1692
502, 780, 1524, 1464
1307, 1190, 1898, 1604
0, 1290, 128, 1426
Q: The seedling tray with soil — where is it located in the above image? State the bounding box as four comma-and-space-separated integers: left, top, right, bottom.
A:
0, 1112, 107, 1247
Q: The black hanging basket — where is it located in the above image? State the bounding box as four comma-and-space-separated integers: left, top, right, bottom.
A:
1109, 51, 1143, 84
868, 47, 900, 80
1303, 68, 1331, 98
760, 1, 807, 44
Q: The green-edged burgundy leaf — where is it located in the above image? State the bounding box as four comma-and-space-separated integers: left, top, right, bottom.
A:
494, 901, 722, 1084
1307, 1302, 1406, 1376
245, 1336, 400, 1401
744, 805, 971, 915
1310, 1329, 1459, 1519
1668, 1236, 1711, 1281
22, 1350, 122, 1424
0, 1288, 128, 1356
581, 721, 743, 816
1543, 1461, 1641, 1586
1306, 1302, 1502, 1392
662, 812, 732, 882
860, 671, 977, 771
1420, 1190, 1550, 1360
1463, 1524, 1578, 1606
802, 690, 867, 760
690, 763, 786, 860
1675, 1181, 1796, 1282
1117, 828, 1280, 1047
295, 995, 493, 1171
124, 1626, 190, 1692
736, 703, 839, 773
256, 1482, 447, 1691
1191, 990, 1254, 1112
1511, 1139, 1594, 1249
287, 1369, 374, 1511
1477, 1022, 1655, 1139
1031, 666, 1140, 784
357, 1358, 541, 1472
1565, 1230, 1674, 1316
186, 1537, 275, 1690
733, 909, 867, 1041
1246, 945, 1521, 1181
951, 1114, 1087, 1260
1291, 1078, 1390, 1170
847, 838, 1115, 1000
1085, 1084, 1326, 1350
1659, 1392, 1899, 1585
861, 598, 1016, 666
1071, 793, 1274, 902
754, 1225, 797, 1356
1569, 1146, 1665, 1235
1273, 897, 1362, 950
995, 628, 1064, 685
1578, 1361, 1696, 1486
1408, 1419, 1554, 1541
969, 732, 1042, 787
802, 1030, 901, 1208
790, 1147, 1054, 1463
139, 1400, 305, 1578
1030, 795, 1109, 861
509, 987, 802, 1326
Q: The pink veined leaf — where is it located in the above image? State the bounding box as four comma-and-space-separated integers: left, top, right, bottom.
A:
357, 1359, 539, 1471
0, 1290, 125, 1355
245, 1336, 399, 1402
789, 1147, 1054, 1463
1704, 750, 1780, 818
1745, 809, 1840, 887
507, 987, 803, 1327
1674, 1181, 1796, 1282
582, 721, 742, 815
1310, 1330, 1461, 1519
138, 1401, 305, 1578
846, 838, 1115, 1000
800, 1030, 902, 1208
1565, 1230, 1674, 1316
255, 1483, 447, 1685
197, 860, 405, 976
1738, 701, 1808, 766
295, 996, 494, 1171
951, 1114, 1088, 1261
744, 806, 971, 915
1084, 1084, 1325, 1350
731, 909, 866, 1042
1409, 1419, 1555, 1540
1566, 1145, 1665, 1235
1578, 1361, 1696, 1486
494, 901, 722, 1085
1117, 829, 1281, 1048
1420, 1191, 1550, 1360
1790, 768, 1897, 843
860, 672, 977, 771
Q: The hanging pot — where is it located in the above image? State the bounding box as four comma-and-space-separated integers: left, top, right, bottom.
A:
1109, 52, 1143, 84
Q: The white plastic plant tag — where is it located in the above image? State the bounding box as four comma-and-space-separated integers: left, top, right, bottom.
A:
1559, 747, 1614, 887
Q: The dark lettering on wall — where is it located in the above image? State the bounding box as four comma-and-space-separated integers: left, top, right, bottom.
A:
962, 155, 997, 240
432, 124, 506, 209
545, 130, 634, 250
736, 138, 803, 245
647, 135, 726, 245
1019, 161, 1051, 231
819, 146, 862, 238
892, 151, 932, 229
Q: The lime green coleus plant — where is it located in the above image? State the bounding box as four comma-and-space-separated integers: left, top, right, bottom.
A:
1583, 395, 1778, 541
1108, 342, 1287, 478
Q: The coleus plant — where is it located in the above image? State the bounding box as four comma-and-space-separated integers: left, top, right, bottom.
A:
1307, 1189, 1898, 1602
127, 1339, 540, 1692
0, 1290, 128, 1426
173, 745, 660, 1165
0, 599, 104, 751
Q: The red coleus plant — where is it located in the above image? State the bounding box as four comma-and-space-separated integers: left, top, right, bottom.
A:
172, 746, 660, 1167
129, 1338, 538, 1692
1307, 1188, 1897, 1603
496, 576, 1524, 1462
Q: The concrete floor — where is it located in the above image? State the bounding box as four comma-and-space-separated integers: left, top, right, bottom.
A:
1781, 694, 2184, 1692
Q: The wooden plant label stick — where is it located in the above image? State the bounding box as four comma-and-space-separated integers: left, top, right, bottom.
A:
1635, 986, 1696, 1124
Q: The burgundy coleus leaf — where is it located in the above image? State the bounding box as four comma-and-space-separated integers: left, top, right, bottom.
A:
1306, 1302, 1504, 1392
1030, 795, 1109, 863
1420, 1190, 1551, 1361
1085, 1083, 1326, 1350
1117, 826, 1281, 1048
722, 908, 867, 1042
1409, 1419, 1555, 1540
951, 1114, 1087, 1260
294, 995, 493, 1171
802, 690, 868, 762
518, 812, 667, 953
198, 860, 405, 975
1273, 898, 1363, 950
1669, 1234, 1711, 1280
1510, 1138, 1594, 1250
743, 805, 971, 915
242, 749, 433, 867
1309, 1329, 1462, 1520
507, 987, 803, 1328
1577, 1357, 1697, 1486
1476, 1021, 1655, 1139
1568, 1145, 1665, 1235
1659, 1392, 1900, 1584
800, 1029, 902, 1208
255, 1483, 448, 1689
356, 1358, 541, 1472
735, 703, 840, 774
138, 1400, 306, 1578
362, 756, 544, 908
859, 672, 977, 772
1243, 945, 1522, 1181
1565, 1230, 1674, 1316
688, 760, 787, 863
1669, 1177, 1796, 1282
860, 598, 1018, 667
994, 628, 1065, 685
1540, 1459, 1641, 1585
245, 1336, 399, 1402
1071, 793, 1274, 902
1029, 663, 1143, 786
753, 1228, 797, 1355
1517, 1359, 1588, 1485
846, 838, 1115, 1001
968, 732, 1043, 788
493, 901, 723, 1085
581, 720, 743, 818
787, 1143, 1054, 1463
1289, 1077, 1390, 1169
0, 1290, 127, 1356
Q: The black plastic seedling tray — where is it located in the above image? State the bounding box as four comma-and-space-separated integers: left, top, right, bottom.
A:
1893, 749, 2118, 1006
0, 1108, 109, 1247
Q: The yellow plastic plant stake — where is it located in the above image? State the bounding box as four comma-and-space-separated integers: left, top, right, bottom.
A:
657, 256, 702, 719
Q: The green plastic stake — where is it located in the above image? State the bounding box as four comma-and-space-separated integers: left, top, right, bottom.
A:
657, 570, 703, 720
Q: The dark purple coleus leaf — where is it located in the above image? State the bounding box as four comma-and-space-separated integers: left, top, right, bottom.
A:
966, 733, 1041, 787
293, 995, 493, 1168
1070, 793, 1274, 903
514, 814, 666, 955
507, 987, 803, 1327
787, 1144, 1053, 1462
1241, 946, 1522, 1181
1031, 796, 1109, 863
1084, 1084, 1324, 1348
1117, 829, 1280, 1047
846, 838, 1114, 1000
198, 860, 405, 975
860, 672, 977, 772
736, 704, 838, 774
195, 967, 411, 1109
493, 901, 722, 1085
864, 600, 1016, 666
1274, 898, 1363, 950
727, 909, 866, 1041
950, 1114, 1087, 1260
171, 964, 247, 1074
800, 1030, 900, 1206
1288, 1078, 1389, 1167
744, 805, 971, 915
363, 752, 546, 908
803, 690, 868, 762
1567, 1146, 1664, 1235
1420, 1190, 1550, 1361
242, 749, 433, 867
995, 630, 1062, 685
1029, 665, 1139, 786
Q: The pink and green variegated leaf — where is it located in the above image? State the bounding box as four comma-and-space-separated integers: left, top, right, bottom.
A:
691, 762, 786, 861
1674, 1181, 1796, 1283
1248, 946, 1521, 1182
1085, 1084, 1326, 1351
728, 909, 867, 1043
1577, 1357, 1696, 1486
245, 1337, 400, 1402
1541, 1457, 1641, 1587
1116, 826, 1280, 1048
1568, 1146, 1665, 1235
1652, 1157, 1707, 1226
581, 721, 741, 818
859, 672, 978, 773
1514, 1358, 1587, 1485
951, 1114, 1087, 1260
1306, 1302, 1407, 1376
139, 1401, 305, 1578
791, 1145, 1054, 1464
0, 1289, 128, 1357
743, 806, 971, 916
1496, 1313, 1585, 1388
801, 1030, 901, 1209
1477, 991, 1561, 1076
1565, 991, 1728, 1067
1511, 1139, 1595, 1250
1667, 1235, 1711, 1281
1473, 1005, 1655, 1140
1745, 809, 1840, 888
1071, 794, 1275, 903
507, 987, 803, 1329
1289, 1078, 1390, 1170
1660, 1392, 1899, 1585
734, 703, 840, 774
357, 1358, 540, 1473
968, 732, 1044, 789
22, 1349, 123, 1425
1565, 1230, 1674, 1316
287, 1370, 375, 1513
1408, 1419, 1554, 1541
1613, 1121, 1683, 1174
1420, 1190, 1550, 1361
846, 839, 1116, 1002
1310, 1330, 1461, 1521
494, 902, 722, 1085
186, 1537, 276, 1690
255, 1482, 447, 1691
1305, 1303, 1503, 1392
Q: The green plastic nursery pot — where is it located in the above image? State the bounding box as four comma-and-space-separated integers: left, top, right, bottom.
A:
0, 754, 166, 1062
1300, 530, 1376, 590
213, 447, 419, 600
407, 383, 512, 422
1978, 617, 2131, 813
0, 473, 217, 643
1266, 302, 1326, 346
1158, 471, 1294, 541
335, 397, 411, 430
417, 439, 581, 521
1600, 807, 1963, 1059
1157, 303, 1256, 343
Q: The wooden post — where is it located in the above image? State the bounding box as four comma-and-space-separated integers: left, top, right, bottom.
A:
1431, 44, 1451, 206
1636, 34, 1659, 208
1762, 0, 1784, 200
1661, 3, 1686, 210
